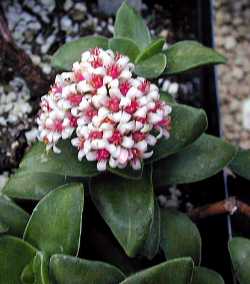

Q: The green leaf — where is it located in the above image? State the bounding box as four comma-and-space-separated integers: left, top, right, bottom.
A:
52, 36, 108, 70
120, 257, 194, 284
160, 209, 201, 265
3, 170, 71, 200
192, 267, 225, 284
140, 199, 160, 260
108, 164, 143, 180
23, 183, 84, 257
230, 149, 250, 180
154, 134, 237, 186
90, 167, 154, 257
134, 53, 167, 78
108, 37, 140, 62
21, 261, 35, 284
33, 252, 50, 284
0, 236, 36, 284
114, 2, 151, 49
160, 91, 176, 104
149, 103, 208, 163
229, 237, 250, 284
20, 140, 99, 178
164, 41, 226, 75
135, 38, 165, 63
50, 254, 125, 284
0, 195, 29, 237
0, 221, 8, 234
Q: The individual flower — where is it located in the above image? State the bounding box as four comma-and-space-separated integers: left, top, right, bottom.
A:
37, 48, 172, 171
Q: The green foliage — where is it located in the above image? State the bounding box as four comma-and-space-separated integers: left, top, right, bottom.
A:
50, 254, 125, 284
120, 257, 194, 284
163, 41, 227, 75
192, 267, 225, 284
160, 209, 201, 265
114, 2, 151, 49
90, 166, 154, 257
51, 36, 108, 70
229, 237, 250, 284
230, 149, 250, 180
24, 183, 84, 257
108, 37, 140, 62
149, 103, 208, 163
0, 236, 36, 284
0, 195, 29, 237
154, 134, 237, 186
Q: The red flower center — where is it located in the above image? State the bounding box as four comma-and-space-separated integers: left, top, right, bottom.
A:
89, 131, 103, 140
109, 130, 122, 145
53, 119, 64, 132
97, 149, 110, 161
107, 64, 121, 79
107, 97, 120, 112
132, 131, 146, 142
68, 94, 83, 105
85, 106, 98, 119
91, 56, 103, 68
68, 113, 78, 128
125, 100, 138, 114
139, 80, 150, 94
75, 72, 85, 82
90, 75, 103, 89
119, 81, 131, 96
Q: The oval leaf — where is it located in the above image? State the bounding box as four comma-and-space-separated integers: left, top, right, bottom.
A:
0, 236, 36, 284
114, 2, 151, 49
33, 252, 50, 284
160, 91, 176, 104
108, 164, 143, 180
160, 209, 201, 265
164, 41, 226, 75
139, 199, 161, 260
109, 37, 140, 62
120, 257, 194, 284
20, 140, 99, 178
0, 221, 8, 234
134, 53, 166, 78
135, 38, 165, 63
21, 261, 35, 284
229, 237, 250, 284
192, 267, 224, 284
24, 183, 84, 257
90, 167, 154, 257
230, 149, 250, 180
3, 170, 71, 200
0, 195, 29, 237
154, 134, 237, 186
149, 103, 208, 163
50, 254, 125, 284
52, 36, 108, 70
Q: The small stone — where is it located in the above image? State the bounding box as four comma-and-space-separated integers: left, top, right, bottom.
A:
224, 36, 236, 50
64, 0, 73, 11
60, 16, 72, 31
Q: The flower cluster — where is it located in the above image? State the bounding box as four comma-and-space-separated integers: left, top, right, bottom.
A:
37, 48, 172, 171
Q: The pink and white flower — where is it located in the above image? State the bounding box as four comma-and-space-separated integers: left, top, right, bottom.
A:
37, 48, 172, 171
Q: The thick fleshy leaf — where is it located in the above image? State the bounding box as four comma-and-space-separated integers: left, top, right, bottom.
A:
51, 36, 108, 70
114, 2, 151, 49
160, 91, 176, 104
21, 261, 35, 284
33, 252, 50, 284
0, 236, 36, 284
229, 237, 250, 284
192, 267, 224, 284
149, 103, 207, 163
140, 199, 161, 260
134, 53, 166, 78
0, 195, 29, 237
90, 167, 154, 257
160, 209, 201, 265
230, 149, 250, 180
20, 140, 99, 178
154, 134, 237, 186
24, 183, 84, 257
108, 37, 140, 62
135, 38, 165, 63
0, 221, 8, 234
164, 41, 226, 75
3, 170, 71, 200
120, 257, 194, 284
108, 164, 143, 180
50, 254, 125, 284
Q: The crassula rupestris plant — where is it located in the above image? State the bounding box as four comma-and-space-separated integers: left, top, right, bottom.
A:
1, 2, 250, 284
